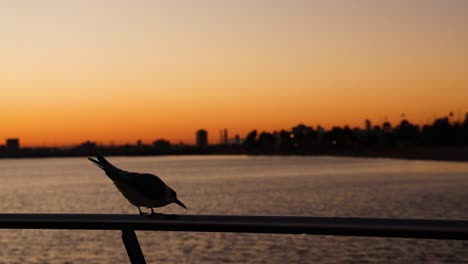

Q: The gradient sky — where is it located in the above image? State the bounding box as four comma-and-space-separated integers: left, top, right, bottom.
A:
1, 1, 468, 146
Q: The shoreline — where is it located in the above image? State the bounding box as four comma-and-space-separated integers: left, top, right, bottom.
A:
1, 146, 467, 163
290, 147, 468, 163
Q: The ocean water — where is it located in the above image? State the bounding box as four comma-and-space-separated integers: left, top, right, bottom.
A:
0, 155, 468, 263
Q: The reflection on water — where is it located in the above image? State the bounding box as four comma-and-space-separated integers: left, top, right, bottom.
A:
1, 156, 468, 263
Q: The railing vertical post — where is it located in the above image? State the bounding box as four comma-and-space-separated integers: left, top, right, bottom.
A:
121, 229, 147, 264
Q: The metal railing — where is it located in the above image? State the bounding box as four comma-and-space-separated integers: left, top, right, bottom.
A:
1, 213, 468, 263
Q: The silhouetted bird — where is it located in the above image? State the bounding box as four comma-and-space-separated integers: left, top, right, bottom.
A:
88, 154, 187, 215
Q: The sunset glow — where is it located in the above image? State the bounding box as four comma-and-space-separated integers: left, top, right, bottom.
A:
1, 1, 467, 146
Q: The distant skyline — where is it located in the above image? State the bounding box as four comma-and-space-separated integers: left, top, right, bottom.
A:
1, 1, 467, 147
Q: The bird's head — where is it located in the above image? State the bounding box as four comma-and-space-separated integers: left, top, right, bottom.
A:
169, 188, 187, 209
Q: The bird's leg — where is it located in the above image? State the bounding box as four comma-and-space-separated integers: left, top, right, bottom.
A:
138, 206, 147, 216
145, 207, 162, 217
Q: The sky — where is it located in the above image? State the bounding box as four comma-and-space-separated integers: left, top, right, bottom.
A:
1, 1, 468, 146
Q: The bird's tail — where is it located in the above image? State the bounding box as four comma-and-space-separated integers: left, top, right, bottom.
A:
88, 154, 119, 176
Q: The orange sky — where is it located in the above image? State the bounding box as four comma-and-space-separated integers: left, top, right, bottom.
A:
1, 1, 468, 146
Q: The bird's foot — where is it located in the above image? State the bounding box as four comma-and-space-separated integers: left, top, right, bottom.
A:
138, 206, 150, 216
138, 207, 163, 216
143, 208, 163, 217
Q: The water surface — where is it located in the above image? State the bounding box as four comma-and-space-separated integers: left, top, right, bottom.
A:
1, 155, 468, 263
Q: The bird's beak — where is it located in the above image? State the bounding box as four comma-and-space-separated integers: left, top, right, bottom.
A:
174, 199, 188, 209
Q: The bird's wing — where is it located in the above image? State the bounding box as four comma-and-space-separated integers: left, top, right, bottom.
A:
121, 172, 169, 201
88, 155, 169, 201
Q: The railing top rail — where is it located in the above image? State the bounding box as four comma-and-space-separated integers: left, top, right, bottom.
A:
1, 213, 467, 240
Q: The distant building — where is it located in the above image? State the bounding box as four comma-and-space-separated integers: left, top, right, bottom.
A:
196, 129, 208, 147
153, 139, 171, 152
223, 129, 228, 145
233, 134, 242, 145
292, 124, 313, 136
433, 117, 450, 128
365, 119, 372, 131
79, 141, 96, 148
383, 122, 392, 133
76, 141, 97, 153
6, 138, 20, 151
317, 126, 325, 145
218, 129, 228, 145
136, 139, 143, 147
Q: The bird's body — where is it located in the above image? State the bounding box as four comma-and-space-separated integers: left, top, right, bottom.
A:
88, 154, 187, 215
